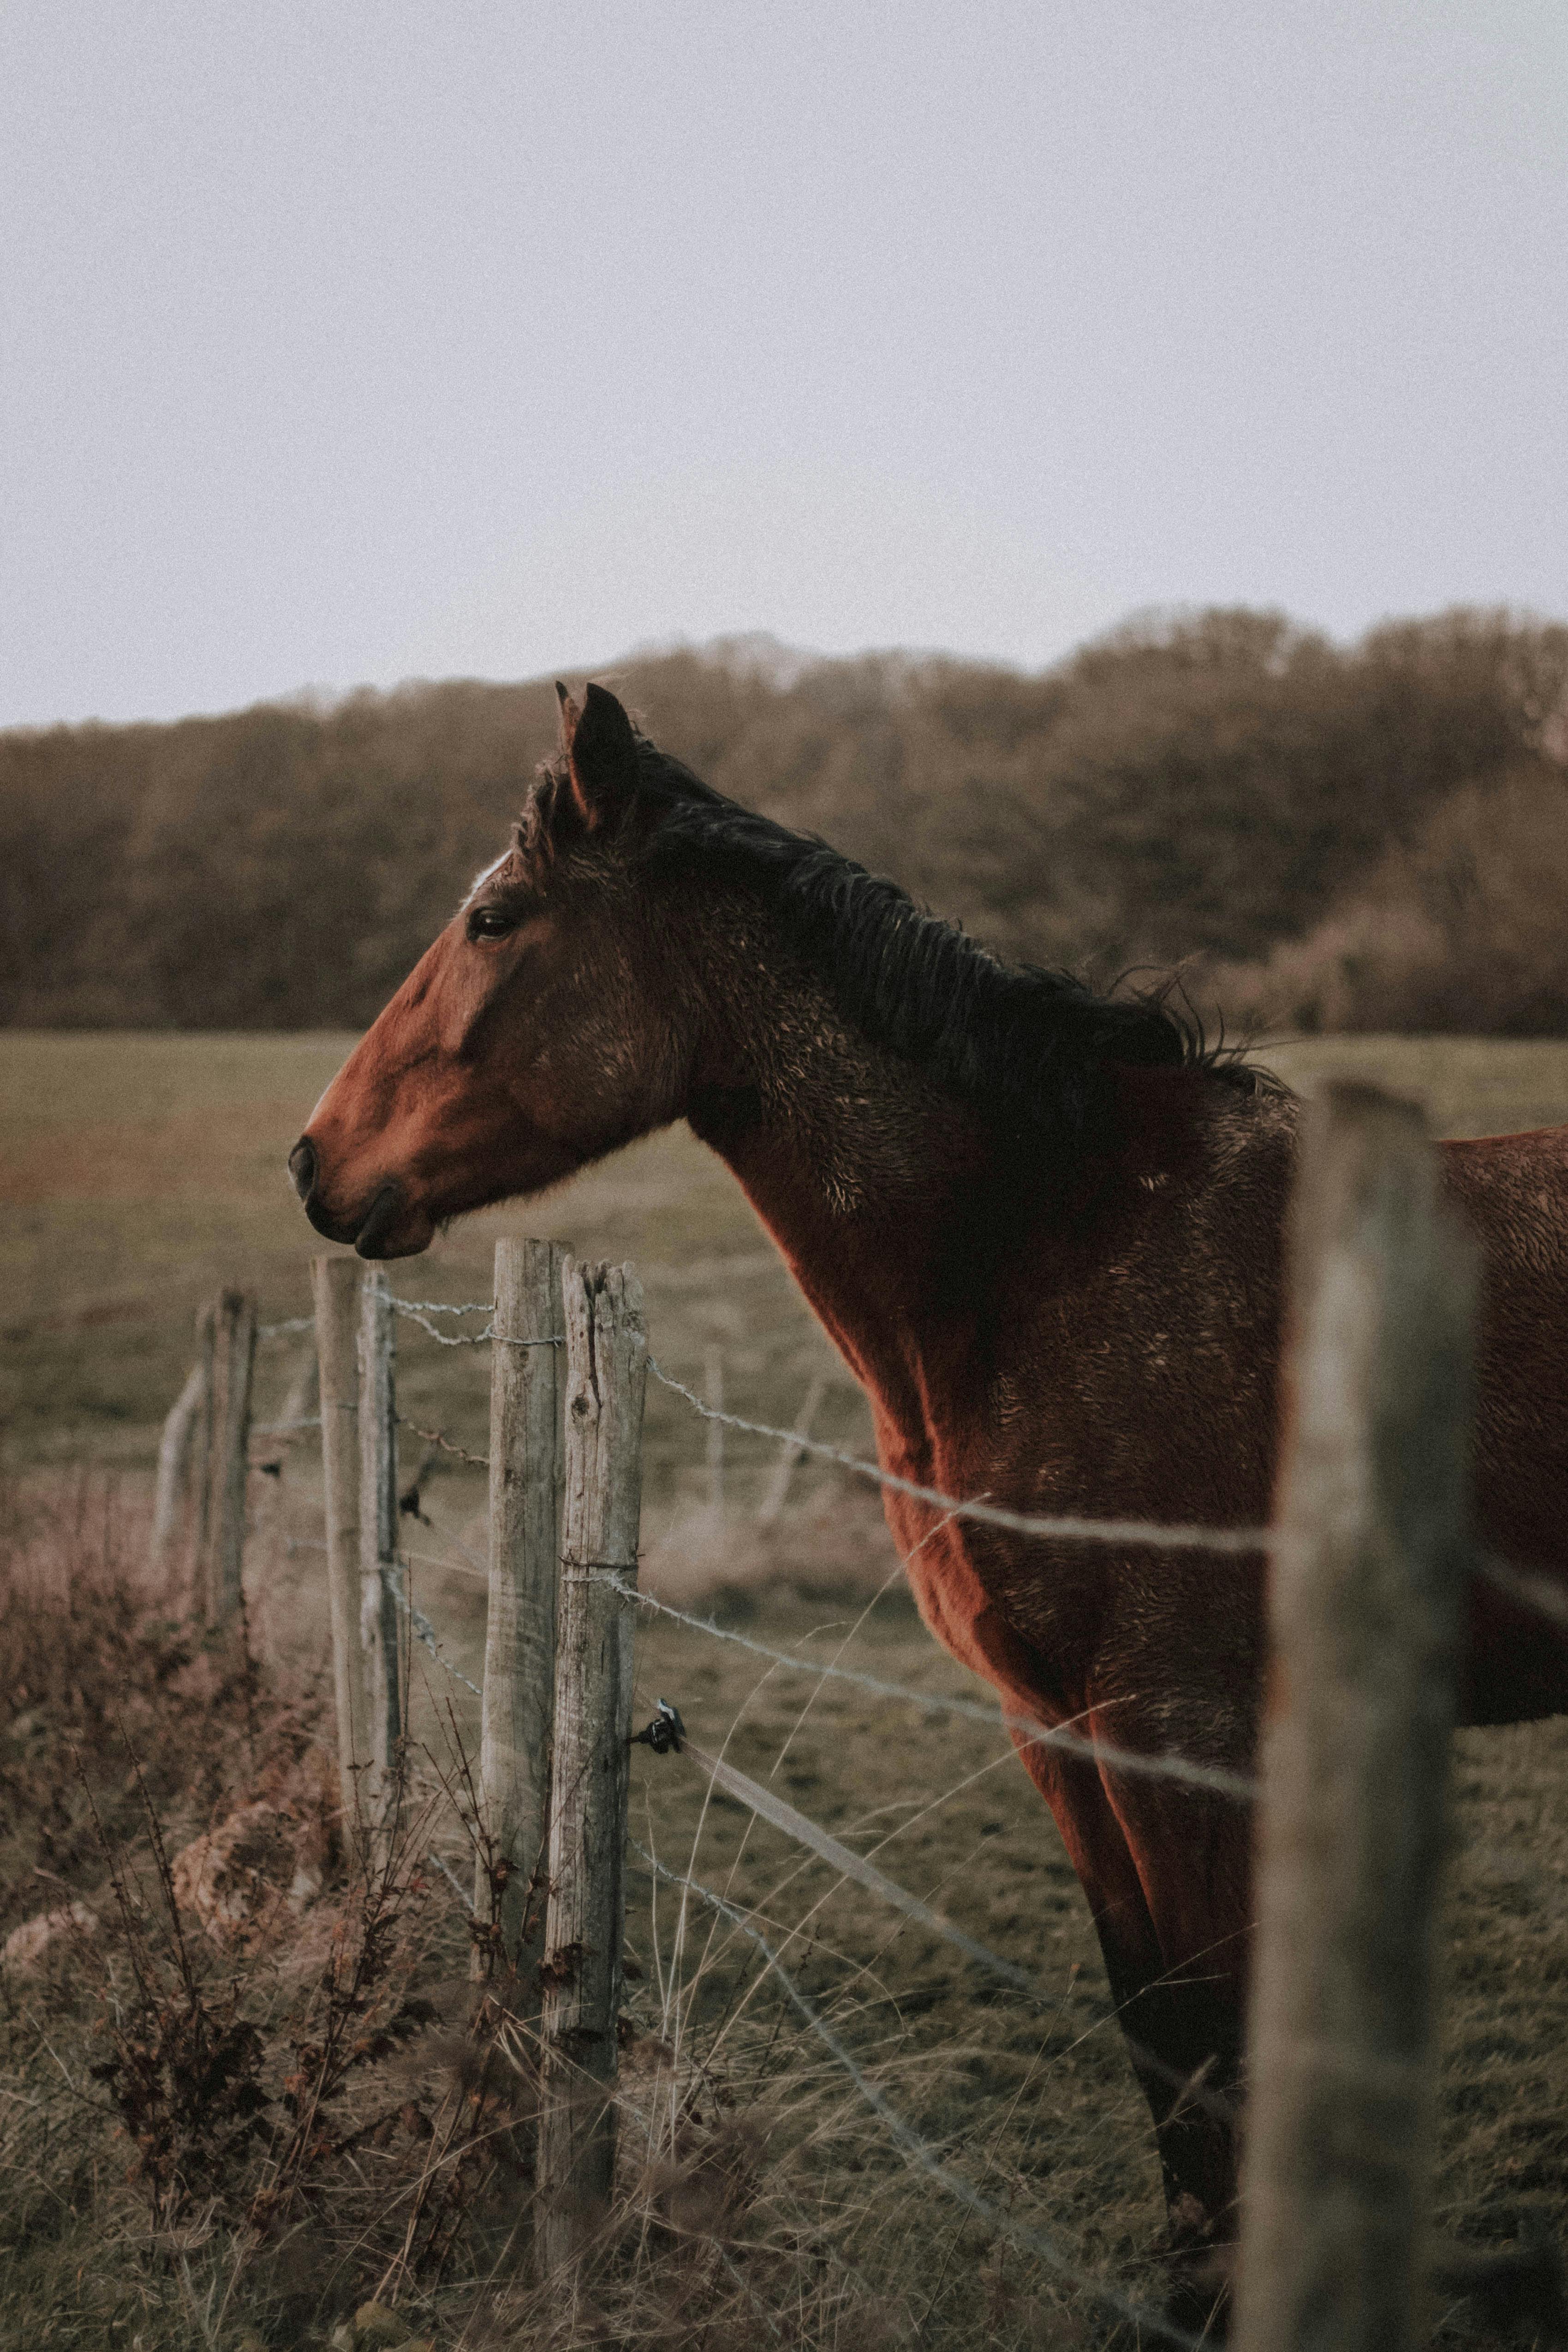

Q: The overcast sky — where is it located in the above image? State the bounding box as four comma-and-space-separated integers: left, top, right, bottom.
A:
1, 1, 1563, 727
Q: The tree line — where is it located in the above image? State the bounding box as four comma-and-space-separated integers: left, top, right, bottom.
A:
4, 605, 1566, 1035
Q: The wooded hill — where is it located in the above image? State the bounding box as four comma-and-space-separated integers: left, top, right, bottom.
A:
5, 606, 1567, 1035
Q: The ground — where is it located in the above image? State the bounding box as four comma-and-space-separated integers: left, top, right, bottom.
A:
2, 1030, 1567, 2348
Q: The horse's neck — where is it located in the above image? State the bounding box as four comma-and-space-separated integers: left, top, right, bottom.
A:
685, 997, 983, 1448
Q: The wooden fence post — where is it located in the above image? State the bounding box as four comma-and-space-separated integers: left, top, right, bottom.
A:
1234, 1083, 1475, 2352
199, 1289, 257, 1625
313, 1258, 372, 1844
149, 1359, 208, 1602
358, 1266, 404, 1847
537, 1261, 647, 2275
477, 1237, 566, 1969
757, 1370, 827, 1524
248, 1347, 319, 1665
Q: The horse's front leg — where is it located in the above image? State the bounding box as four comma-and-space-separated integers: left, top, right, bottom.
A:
1093, 1759, 1259, 2325
1019, 1739, 1244, 2241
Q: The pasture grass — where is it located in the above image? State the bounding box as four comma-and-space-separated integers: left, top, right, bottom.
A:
4, 1031, 1568, 2345
8, 1029, 1568, 1481
4, 1474, 1568, 2348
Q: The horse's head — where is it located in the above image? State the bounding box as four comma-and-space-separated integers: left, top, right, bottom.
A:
290, 683, 699, 1257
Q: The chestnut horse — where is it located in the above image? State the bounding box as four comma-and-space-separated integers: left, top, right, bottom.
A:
291, 681, 1568, 2260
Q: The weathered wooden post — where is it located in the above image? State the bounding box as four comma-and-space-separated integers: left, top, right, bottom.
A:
248, 1347, 319, 1664
477, 1237, 566, 1969
149, 1358, 208, 1600
358, 1266, 405, 1848
1234, 1083, 1475, 2352
188, 1299, 218, 1605
312, 1257, 372, 1843
537, 1261, 647, 2275
757, 1370, 827, 1524
198, 1289, 257, 1625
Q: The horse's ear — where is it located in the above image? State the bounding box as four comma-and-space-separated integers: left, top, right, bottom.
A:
561, 681, 639, 833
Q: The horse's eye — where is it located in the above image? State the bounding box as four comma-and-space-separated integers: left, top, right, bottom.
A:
467, 906, 517, 942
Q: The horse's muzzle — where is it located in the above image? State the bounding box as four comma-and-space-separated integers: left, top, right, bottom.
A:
288, 1137, 416, 1258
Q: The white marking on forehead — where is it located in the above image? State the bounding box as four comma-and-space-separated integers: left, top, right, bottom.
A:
463, 850, 511, 908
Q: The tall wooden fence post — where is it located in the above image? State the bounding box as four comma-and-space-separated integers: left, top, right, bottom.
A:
313, 1258, 372, 1845
1234, 1083, 1476, 2352
358, 1266, 404, 1851
538, 1261, 647, 2276
477, 1237, 566, 1969
198, 1289, 257, 1626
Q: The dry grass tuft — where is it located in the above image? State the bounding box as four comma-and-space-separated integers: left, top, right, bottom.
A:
0, 1477, 1151, 2351
5, 1473, 1558, 2349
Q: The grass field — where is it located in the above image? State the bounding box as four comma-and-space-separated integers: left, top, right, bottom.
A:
7, 1027, 1568, 1474
4, 1031, 1568, 2347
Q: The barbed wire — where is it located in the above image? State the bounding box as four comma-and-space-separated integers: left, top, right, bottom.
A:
251, 1414, 322, 1436
614, 1572, 1255, 1803
386, 1559, 483, 1700
646, 1357, 1269, 1558
668, 1724, 1240, 2125
399, 1415, 491, 1470
392, 1297, 497, 1316
390, 1302, 497, 1347
387, 1293, 562, 1352
256, 1314, 316, 1339
628, 1838, 1211, 2352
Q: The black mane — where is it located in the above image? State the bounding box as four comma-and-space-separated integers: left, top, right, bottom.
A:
557, 734, 1261, 1156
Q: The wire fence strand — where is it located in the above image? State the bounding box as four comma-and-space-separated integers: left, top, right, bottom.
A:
647, 1356, 1270, 1557
628, 1838, 1212, 2352
614, 1571, 1256, 1802
388, 1292, 562, 1351
387, 1559, 483, 1700
399, 1416, 491, 1470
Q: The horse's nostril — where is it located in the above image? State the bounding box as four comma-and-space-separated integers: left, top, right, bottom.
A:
287, 1137, 317, 1202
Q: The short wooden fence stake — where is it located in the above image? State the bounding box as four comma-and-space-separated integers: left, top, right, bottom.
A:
477, 1237, 566, 1969
358, 1266, 404, 1852
1234, 1083, 1475, 2352
199, 1289, 257, 1625
537, 1260, 647, 2277
757, 1370, 827, 1524
149, 1357, 208, 1602
248, 1345, 318, 1665
312, 1257, 373, 1845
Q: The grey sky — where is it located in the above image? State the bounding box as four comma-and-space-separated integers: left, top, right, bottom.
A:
1, 0, 1563, 727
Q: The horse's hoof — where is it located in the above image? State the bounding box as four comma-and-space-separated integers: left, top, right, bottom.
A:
1154, 2198, 1234, 2342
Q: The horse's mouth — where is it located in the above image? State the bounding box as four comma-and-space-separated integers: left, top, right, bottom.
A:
291, 1144, 434, 1259
350, 1181, 438, 1259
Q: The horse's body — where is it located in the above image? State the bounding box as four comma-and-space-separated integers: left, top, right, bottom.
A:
291, 682, 1568, 2264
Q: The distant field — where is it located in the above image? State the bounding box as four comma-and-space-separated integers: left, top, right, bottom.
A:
5, 1027, 1568, 1470
0, 1030, 857, 1490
